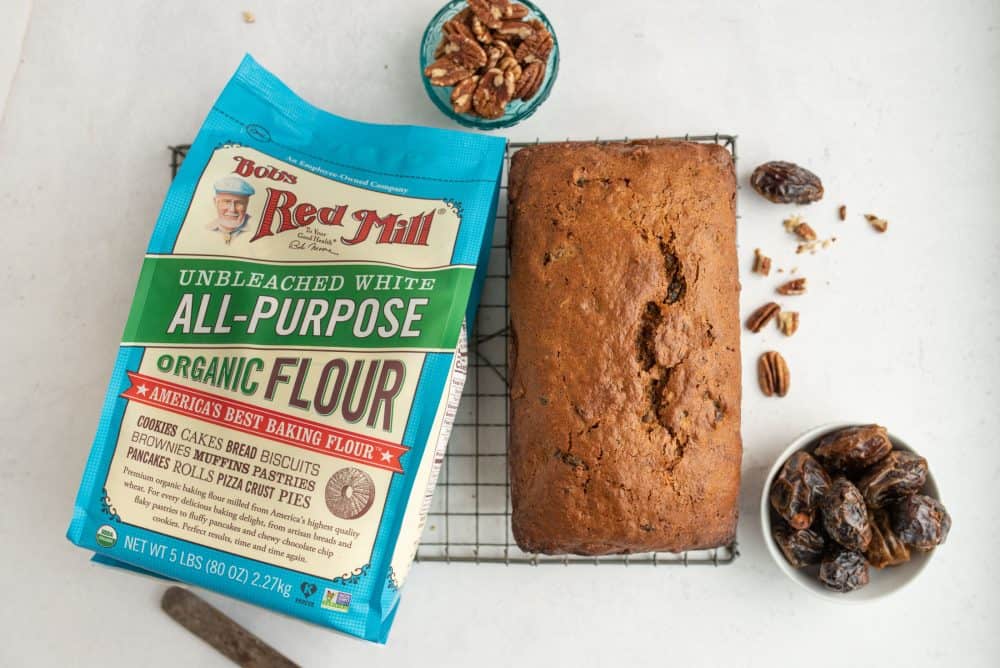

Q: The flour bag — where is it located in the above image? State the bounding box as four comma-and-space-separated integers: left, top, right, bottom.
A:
68, 55, 505, 643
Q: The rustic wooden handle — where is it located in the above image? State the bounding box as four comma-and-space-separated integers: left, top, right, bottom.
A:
161, 586, 299, 668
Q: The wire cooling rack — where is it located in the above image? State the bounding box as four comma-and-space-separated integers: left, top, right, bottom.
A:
168, 134, 739, 567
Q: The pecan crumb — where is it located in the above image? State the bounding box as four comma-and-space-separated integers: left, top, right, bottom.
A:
796, 237, 836, 254
865, 214, 889, 233
796, 222, 817, 241
777, 278, 807, 295
784, 215, 817, 241
753, 248, 772, 276
777, 311, 800, 336
783, 214, 804, 233
838, 204, 847, 221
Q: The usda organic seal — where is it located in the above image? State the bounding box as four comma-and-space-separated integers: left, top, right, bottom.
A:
95, 525, 118, 548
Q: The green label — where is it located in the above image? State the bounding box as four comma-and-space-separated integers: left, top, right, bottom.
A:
96, 525, 118, 548
122, 257, 473, 350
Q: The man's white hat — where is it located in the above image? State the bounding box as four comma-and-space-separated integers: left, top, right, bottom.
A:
214, 176, 255, 197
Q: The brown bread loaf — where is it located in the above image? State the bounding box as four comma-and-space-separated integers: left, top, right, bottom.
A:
507, 140, 742, 555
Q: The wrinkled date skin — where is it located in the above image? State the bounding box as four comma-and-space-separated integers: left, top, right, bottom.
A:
865, 508, 911, 568
770, 451, 832, 529
857, 450, 928, 508
773, 523, 826, 568
819, 548, 870, 592
750, 161, 824, 204
814, 424, 893, 474
821, 477, 872, 550
893, 494, 952, 551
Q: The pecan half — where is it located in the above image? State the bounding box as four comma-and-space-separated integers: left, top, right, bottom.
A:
497, 55, 522, 80
504, 3, 529, 18
470, 14, 494, 43
450, 75, 479, 114
472, 67, 513, 119
443, 33, 487, 69
515, 22, 554, 63
497, 19, 534, 40
746, 301, 780, 333
469, 0, 507, 29
777, 311, 799, 336
865, 214, 889, 233
776, 278, 807, 295
758, 351, 790, 397
495, 38, 515, 58
423, 58, 474, 86
442, 8, 475, 41
752, 248, 772, 276
513, 60, 545, 100
485, 44, 502, 68
527, 18, 547, 33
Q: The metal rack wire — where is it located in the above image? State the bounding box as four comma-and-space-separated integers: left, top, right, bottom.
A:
167, 134, 739, 567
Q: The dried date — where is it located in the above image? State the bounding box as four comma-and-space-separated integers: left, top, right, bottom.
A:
856, 450, 928, 508
770, 451, 831, 529
819, 548, 870, 593
865, 508, 911, 568
813, 424, 892, 474
821, 477, 872, 551
773, 523, 825, 568
892, 494, 951, 551
750, 161, 824, 204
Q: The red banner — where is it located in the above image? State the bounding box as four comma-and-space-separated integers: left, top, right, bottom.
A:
121, 371, 407, 473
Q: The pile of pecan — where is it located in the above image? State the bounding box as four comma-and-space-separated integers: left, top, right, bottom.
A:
424, 0, 554, 119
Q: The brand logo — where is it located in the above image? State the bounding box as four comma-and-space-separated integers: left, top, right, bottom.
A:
321, 588, 351, 613
95, 525, 118, 548
245, 124, 272, 142
233, 156, 297, 184
248, 188, 437, 249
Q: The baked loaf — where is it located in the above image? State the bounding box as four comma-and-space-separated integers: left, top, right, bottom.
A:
507, 140, 741, 555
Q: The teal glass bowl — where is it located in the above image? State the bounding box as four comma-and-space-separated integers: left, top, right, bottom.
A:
419, 0, 559, 130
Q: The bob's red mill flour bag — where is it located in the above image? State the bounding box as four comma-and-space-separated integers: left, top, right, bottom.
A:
67, 55, 506, 643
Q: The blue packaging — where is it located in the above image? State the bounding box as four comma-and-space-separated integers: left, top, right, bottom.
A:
67, 55, 505, 643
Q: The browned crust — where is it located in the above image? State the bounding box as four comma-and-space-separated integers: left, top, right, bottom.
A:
507, 140, 742, 555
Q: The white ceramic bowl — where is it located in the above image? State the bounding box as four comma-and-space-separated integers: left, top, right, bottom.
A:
760, 422, 941, 602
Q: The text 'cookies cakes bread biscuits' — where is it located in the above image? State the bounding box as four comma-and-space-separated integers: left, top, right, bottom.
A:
507, 140, 742, 555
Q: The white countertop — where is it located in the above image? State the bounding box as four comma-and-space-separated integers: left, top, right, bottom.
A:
1, 1, 998, 665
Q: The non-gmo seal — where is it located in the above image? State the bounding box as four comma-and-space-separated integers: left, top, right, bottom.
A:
95, 525, 118, 548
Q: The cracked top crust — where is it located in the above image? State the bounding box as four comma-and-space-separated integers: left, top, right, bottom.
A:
507, 140, 742, 555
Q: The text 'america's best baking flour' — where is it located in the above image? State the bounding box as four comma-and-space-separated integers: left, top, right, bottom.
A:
67, 55, 505, 643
